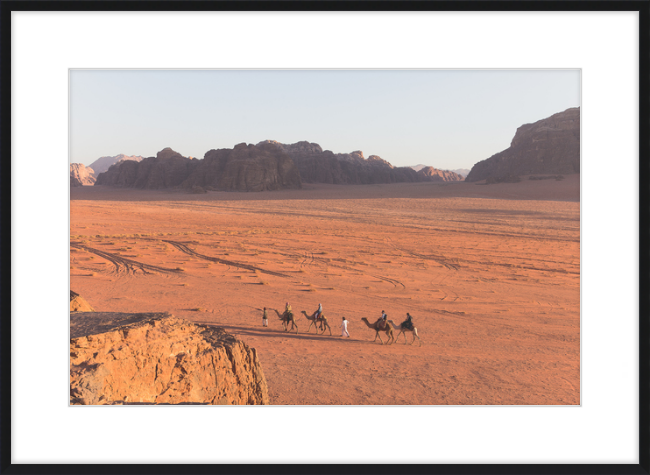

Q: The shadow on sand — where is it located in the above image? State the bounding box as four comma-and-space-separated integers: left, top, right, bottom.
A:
212, 324, 365, 344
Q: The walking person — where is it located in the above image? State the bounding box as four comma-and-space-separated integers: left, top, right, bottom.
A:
340, 317, 350, 338
262, 307, 268, 327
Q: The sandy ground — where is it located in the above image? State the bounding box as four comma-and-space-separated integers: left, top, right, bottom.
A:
70, 176, 580, 405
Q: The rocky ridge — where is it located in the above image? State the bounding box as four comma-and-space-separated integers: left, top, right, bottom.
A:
93, 140, 467, 191
258, 140, 429, 185
95, 144, 301, 192
70, 312, 269, 405
465, 107, 580, 182
95, 148, 199, 189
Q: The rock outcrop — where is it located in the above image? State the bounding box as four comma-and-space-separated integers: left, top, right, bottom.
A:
417, 166, 465, 182
465, 107, 580, 182
70, 290, 95, 312
70, 312, 269, 405
88, 154, 144, 175
96, 145, 301, 192
258, 140, 424, 185
182, 142, 301, 192
95, 148, 199, 189
70, 163, 96, 186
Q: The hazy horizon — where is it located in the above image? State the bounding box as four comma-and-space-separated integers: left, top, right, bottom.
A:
70, 70, 580, 170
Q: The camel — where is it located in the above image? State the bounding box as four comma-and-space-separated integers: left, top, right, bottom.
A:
360, 318, 395, 345
301, 310, 332, 335
388, 320, 422, 346
271, 308, 299, 334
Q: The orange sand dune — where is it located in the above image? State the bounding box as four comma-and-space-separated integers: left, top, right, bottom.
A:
70, 177, 580, 405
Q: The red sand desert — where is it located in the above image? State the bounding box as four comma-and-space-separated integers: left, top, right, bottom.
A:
70, 176, 580, 405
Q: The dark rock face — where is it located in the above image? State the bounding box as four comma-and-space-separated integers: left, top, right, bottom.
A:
96, 145, 301, 192
465, 107, 580, 182
70, 163, 96, 186
95, 148, 199, 189
417, 167, 465, 182
182, 142, 301, 192
88, 154, 144, 175
259, 140, 423, 185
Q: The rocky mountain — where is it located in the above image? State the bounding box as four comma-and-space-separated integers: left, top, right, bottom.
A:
451, 168, 470, 177
417, 167, 465, 182
465, 107, 580, 182
409, 164, 428, 172
95, 148, 197, 189
70, 163, 96, 186
94, 140, 470, 191
182, 142, 301, 192
96, 144, 301, 192
88, 154, 144, 175
70, 312, 269, 405
259, 140, 422, 185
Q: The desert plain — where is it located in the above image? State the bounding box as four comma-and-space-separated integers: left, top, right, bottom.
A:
70, 176, 580, 405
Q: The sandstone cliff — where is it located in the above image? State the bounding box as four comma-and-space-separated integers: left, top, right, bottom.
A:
88, 154, 144, 175
465, 107, 580, 182
258, 140, 426, 185
70, 312, 269, 405
95, 148, 199, 189
182, 142, 301, 192
417, 166, 465, 182
70, 163, 96, 186
96, 145, 301, 192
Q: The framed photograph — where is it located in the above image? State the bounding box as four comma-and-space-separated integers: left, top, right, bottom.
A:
3, 2, 647, 473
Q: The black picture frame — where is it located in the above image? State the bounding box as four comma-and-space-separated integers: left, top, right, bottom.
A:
1, 2, 648, 474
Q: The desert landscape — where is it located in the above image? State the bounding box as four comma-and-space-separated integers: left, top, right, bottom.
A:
70, 69, 581, 406
70, 174, 580, 405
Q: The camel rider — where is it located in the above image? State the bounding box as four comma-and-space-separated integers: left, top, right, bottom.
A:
379, 310, 387, 329
315, 303, 323, 322
403, 313, 414, 331
285, 302, 293, 317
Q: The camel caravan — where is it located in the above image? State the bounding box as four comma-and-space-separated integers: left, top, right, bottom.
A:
263, 303, 421, 346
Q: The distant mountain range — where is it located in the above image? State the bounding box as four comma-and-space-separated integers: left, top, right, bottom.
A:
410, 164, 469, 177
91, 141, 465, 192
465, 107, 580, 182
79, 107, 580, 193
88, 154, 145, 175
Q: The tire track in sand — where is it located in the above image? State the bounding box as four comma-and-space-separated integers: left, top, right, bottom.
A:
163, 240, 290, 278
309, 255, 405, 289
70, 242, 183, 276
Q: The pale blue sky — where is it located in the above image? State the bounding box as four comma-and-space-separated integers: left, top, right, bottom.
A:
70, 70, 580, 170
